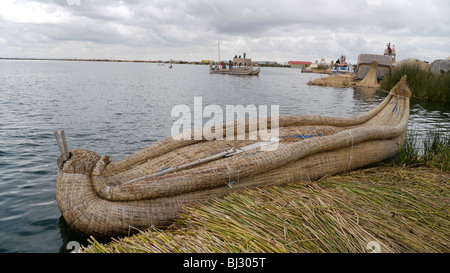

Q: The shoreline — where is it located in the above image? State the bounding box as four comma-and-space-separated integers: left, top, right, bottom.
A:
0, 57, 207, 65
307, 73, 359, 88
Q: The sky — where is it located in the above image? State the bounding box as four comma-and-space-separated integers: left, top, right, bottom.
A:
0, 0, 449, 64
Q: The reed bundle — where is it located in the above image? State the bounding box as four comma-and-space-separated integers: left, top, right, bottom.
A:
357, 61, 380, 88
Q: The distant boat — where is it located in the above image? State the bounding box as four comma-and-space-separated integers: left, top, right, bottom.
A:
209, 40, 260, 75
209, 58, 260, 75
331, 55, 353, 74
331, 63, 353, 74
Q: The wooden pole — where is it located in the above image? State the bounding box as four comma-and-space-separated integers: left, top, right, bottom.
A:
123, 150, 230, 184
54, 131, 67, 161
61, 130, 70, 160
217, 40, 221, 64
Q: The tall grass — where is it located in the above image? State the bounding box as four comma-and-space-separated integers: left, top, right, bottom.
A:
396, 129, 449, 172
380, 63, 450, 102
422, 130, 449, 171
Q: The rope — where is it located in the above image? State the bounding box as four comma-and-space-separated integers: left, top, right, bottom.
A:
388, 92, 409, 99
223, 161, 233, 189
346, 131, 354, 167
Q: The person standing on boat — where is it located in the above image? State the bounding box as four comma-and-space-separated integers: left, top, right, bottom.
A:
335, 58, 340, 69
229, 60, 233, 70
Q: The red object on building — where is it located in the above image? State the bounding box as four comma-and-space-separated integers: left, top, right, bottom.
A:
289, 61, 312, 65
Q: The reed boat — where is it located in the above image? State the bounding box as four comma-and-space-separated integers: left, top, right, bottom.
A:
209, 57, 260, 75
209, 41, 260, 76
56, 76, 411, 238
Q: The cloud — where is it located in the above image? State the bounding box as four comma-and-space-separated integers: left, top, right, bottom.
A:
0, 0, 70, 24
0, 0, 448, 62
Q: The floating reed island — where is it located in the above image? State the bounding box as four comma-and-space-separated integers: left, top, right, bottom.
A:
308, 61, 381, 88
56, 76, 412, 238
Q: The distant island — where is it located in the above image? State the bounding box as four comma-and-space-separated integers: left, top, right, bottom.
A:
0, 57, 193, 64
0, 57, 289, 67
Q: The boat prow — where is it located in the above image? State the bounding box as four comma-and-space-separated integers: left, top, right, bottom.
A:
251, 66, 260, 75
56, 76, 411, 238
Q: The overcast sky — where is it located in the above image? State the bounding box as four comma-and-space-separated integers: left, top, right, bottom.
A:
0, 0, 449, 64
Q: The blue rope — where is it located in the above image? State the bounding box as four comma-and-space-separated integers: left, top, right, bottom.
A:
156, 167, 170, 173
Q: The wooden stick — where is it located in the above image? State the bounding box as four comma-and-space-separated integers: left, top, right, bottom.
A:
61, 130, 70, 159
122, 139, 281, 185
122, 150, 230, 184
54, 131, 67, 161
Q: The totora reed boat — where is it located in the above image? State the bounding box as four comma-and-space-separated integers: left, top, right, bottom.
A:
56, 76, 411, 238
209, 57, 260, 75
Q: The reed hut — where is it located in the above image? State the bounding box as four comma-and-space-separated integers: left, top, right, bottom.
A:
392, 58, 430, 72
355, 54, 392, 80
233, 57, 252, 67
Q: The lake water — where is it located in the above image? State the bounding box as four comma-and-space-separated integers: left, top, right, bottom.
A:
0, 60, 449, 253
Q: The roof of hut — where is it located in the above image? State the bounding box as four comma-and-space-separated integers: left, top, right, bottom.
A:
392, 58, 430, 71
357, 54, 393, 67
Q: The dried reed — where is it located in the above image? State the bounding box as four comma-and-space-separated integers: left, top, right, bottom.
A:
84, 165, 449, 253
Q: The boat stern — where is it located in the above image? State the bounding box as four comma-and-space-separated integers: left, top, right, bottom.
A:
55, 149, 103, 234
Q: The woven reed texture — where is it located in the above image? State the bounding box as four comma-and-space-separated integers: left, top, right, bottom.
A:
56, 76, 411, 238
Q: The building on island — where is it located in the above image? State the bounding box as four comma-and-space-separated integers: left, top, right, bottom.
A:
289, 61, 312, 69
354, 54, 393, 80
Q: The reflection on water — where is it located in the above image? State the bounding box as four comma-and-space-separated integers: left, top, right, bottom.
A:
0, 61, 448, 252
410, 97, 450, 132
353, 86, 379, 103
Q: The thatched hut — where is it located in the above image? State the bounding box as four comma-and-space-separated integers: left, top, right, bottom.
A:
355, 54, 392, 80
233, 57, 252, 67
